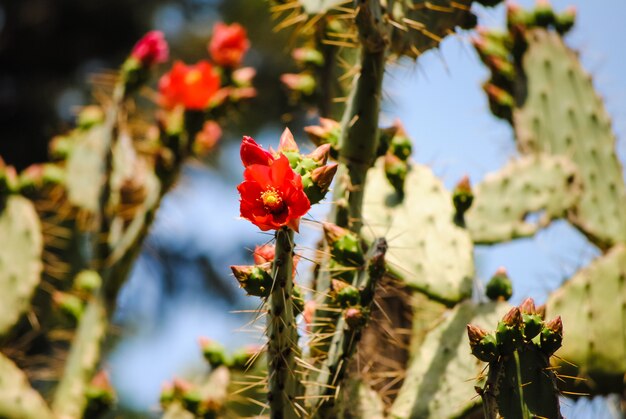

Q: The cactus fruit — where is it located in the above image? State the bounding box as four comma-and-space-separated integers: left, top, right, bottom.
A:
0, 354, 53, 419
390, 301, 511, 419
471, 299, 563, 419
546, 245, 626, 395
362, 158, 473, 304
466, 154, 581, 244
0, 195, 43, 337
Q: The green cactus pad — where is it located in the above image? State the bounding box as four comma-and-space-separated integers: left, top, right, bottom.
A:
65, 122, 111, 213
0, 353, 53, 419
0, 195, 43, 336
362, 159, 473, 304
545, 244, 626, 394
513, 29, 626, 248
466, 154, 581, 244
390, 301, 510, 419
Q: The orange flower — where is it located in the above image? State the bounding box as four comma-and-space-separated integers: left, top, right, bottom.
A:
158, 60, 220, 110
237, 140, 310, 232
209, 23, 250, 68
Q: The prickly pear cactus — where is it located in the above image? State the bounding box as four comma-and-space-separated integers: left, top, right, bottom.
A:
0, 196, 43, 337
466, 154, 581, 243
362, 158, 473, 304
546, 245, 626, 394
390, 300, 510, 419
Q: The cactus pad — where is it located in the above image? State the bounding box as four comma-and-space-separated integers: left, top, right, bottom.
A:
362, 158, 473, 304
513, 29, 626, 248
0, 353, 53, 419
390, 301, 510, 418
466, 154, 581, 243
0, 195, 43, 336
546, 244, 626, 394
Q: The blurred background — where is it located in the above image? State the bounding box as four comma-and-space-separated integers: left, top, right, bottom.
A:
0, 0, 624, 417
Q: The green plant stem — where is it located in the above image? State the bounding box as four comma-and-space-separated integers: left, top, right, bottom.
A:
51, 292, 107, 419
312, 238, 387, 418
313, 0, 388, 359
482, 360, 502, 419
267, 227, 302, 419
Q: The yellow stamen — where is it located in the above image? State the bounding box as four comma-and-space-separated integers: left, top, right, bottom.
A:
185, 69, 202, 85
260, 188, 283, 212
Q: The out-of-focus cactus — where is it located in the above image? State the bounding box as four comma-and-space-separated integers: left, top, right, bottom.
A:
469, 300, 563, 419
391, 301, 511, 419
546, 245, 626, 395
0, 196, 43, 337
0, 354, 53, 419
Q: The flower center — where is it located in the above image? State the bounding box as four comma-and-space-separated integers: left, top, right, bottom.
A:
260, 188, 284, 212
185, 69, 202, 85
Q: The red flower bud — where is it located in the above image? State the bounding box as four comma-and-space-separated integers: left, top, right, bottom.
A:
158, 60, 221, 110
194, 121, 222, 156
278, 128, 299, 153
131, 31, 169, 66
311, 163, 338, 191
209, 22, 250, 68
307, 143, 332, 165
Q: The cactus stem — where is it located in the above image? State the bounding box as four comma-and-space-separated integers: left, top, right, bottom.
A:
267, 227, 302, 419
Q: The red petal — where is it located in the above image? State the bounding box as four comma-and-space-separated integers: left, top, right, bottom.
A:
240, 136, 274, 167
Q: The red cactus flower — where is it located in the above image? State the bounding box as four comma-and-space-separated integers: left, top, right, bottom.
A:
238, 152, 310, 232
209, 22, 250, 68
240, 136, 275, 167
158, 60, 220, 110
131, 31, 169, 66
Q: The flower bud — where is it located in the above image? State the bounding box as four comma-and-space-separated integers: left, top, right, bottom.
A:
486, 267, 513, 301
231, 345, 261, 369
230, 264, 272, 297
384, 153, 408, 196
292, 47, 324, 67
534, 0, 555, 27
130, 31, 169, 67
331, 279, 360, 308
77, 106, 105, 129
278, 128, 299, 153
53, 291, 84, 322
232, 67, 256, 87
323, 222, 364, 266
199, 337, 230, 368
86, 370, 116, 412
307, 143, 332, 166
209, 22, 250, 68
280, 73, 316, 96
344, 307, 365, 329
453, 175, 474, 218
496, 307, 523, 354
540, 316, 563, 356
304, 118, 341, 158
467, 324, 499, 363
555, 6, 576, 34
193, 121, 222, 156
